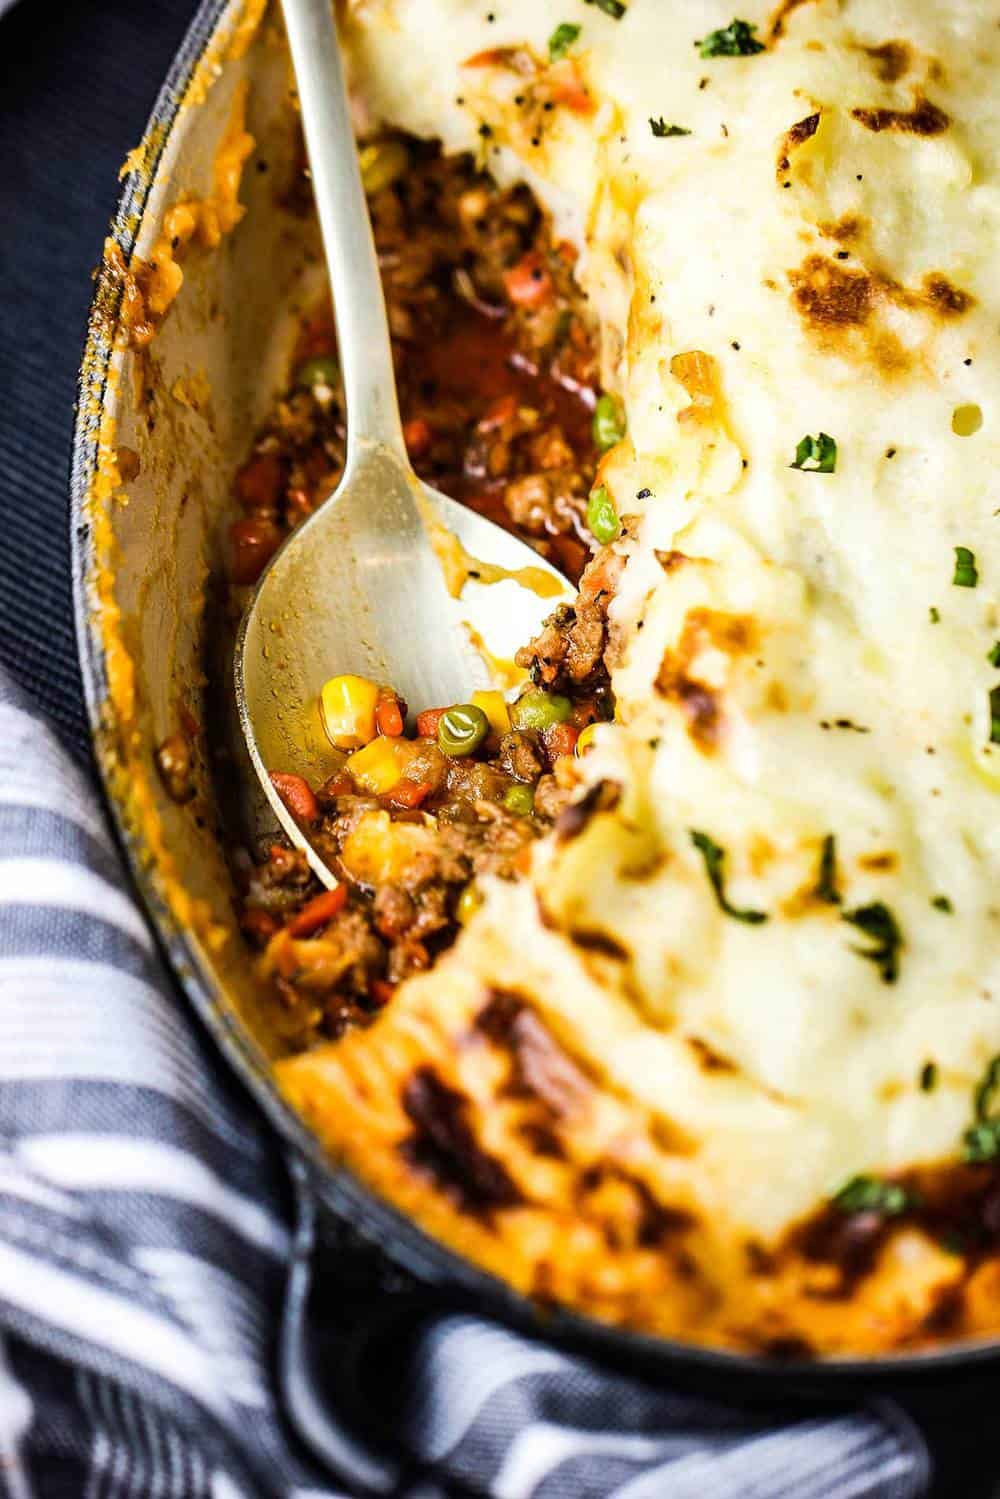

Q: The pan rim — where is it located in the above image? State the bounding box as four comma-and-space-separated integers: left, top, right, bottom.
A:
68, 0, 1000, 1386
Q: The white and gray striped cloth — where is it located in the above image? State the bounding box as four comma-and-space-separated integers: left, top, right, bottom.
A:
0, 665, 931, 1499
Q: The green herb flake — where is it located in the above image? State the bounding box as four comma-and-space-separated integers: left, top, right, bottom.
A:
547, 21, 581, 60
931, 894, 953, 913
815, 833, 841, 905
989, 642, 1000, 667
929, 606, 940, 623
698, 18, 765, 57
841, 901, 902, 984
791, 432, 837, 473
962, 1054, 1000, 1163
584, 0, 626, 19
690, 830, 768, 925
990, 685, 1000, 746
953, 546, 978, 587
920, 1060, 938, 1092
832, 1174, 912, 1218
650, 117, 691, 138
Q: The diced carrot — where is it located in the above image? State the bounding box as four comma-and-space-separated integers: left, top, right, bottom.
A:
287, 885, 348, 937
402, 418, 432, 458
543, 722, 579, 760
229, 517, 282, 585
235, 451, 284, 512
384, 780, 432, 809
269, 771, 318, 824
556, 239, 578, 265
370, 979, 396, 1007
503, 252, 554, 309
416, 706, 448, 739
375, 694, 405, 737
477, 393, 519, 432
268, 843, 300, 877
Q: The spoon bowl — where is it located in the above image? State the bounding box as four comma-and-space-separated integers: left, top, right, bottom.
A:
236, 446, 571, 885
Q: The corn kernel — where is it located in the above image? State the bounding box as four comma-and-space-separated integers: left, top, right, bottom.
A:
576, 723, 599, 756
320, 674, 380, 749
471, 690, 511, 738
345, 736, 416, 794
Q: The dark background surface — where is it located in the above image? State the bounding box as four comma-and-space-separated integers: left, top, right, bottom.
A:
0, 1, 997, 1493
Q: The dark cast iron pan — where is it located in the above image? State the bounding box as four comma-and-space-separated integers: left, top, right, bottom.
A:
69, 0, 1000, 1490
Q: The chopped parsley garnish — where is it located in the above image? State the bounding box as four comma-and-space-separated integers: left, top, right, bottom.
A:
548, 21, 581, 60
962, 1054, 1000, 1163
920, 1061, 938, 1092
989, 642, 1000, 667
815, 833, 841, 904
929, 606, 940, 623
832, 1174, 913, 1217
953, 546, 978, 587
931, 894, 953, 913
791, 432, 837, 473
690, 830, 768, 924
698, 18, 765, 57
584, 0, 626, 18
990, 686, 1000, 745
650, 117, 691, 137
842, 901, 902, 984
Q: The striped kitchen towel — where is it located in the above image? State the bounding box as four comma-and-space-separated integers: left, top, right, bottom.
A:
0, 664, 930, 1499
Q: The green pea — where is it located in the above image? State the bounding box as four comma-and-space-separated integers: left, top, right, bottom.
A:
592, 393, 625, 452
586, 485, 621, 545
510, 688, 572, 732
295, 354, 341, 391
437, 703, 490, 757
503, 783, 535, 816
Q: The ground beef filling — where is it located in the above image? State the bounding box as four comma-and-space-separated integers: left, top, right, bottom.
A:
223, 138, 618, 1047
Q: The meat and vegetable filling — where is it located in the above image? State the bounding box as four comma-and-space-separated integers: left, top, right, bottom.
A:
218, 137, 623, 1046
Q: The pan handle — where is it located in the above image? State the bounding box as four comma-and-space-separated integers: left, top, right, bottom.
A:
278, 1156, 404, 1493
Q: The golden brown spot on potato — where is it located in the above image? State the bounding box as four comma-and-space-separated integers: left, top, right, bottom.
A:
477, 991, 591, 1119
688, 1036, 737, 1074
789, 254, 874, 330
399, 1066, 522, 1217
655, 609, 757, 753
858, 850, 898, 872
788, 254, 971, 372
578, 1164, 694, 1248
768, 0, 817, 41
569, 927, 630, 960
776, 112, 820, 178
862, 40, 912, 83
851, 94, 950, 135
818, 213, 865, 244
921, 272, 973, 319
655, 549, 691, 574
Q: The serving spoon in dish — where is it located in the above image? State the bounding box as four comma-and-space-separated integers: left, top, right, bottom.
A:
235, 0, 573, 887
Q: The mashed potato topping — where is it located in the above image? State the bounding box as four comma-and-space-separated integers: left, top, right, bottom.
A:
278, 1, 1000, 1353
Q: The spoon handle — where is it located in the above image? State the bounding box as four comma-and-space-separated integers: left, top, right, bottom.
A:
280, 0, 405, 464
